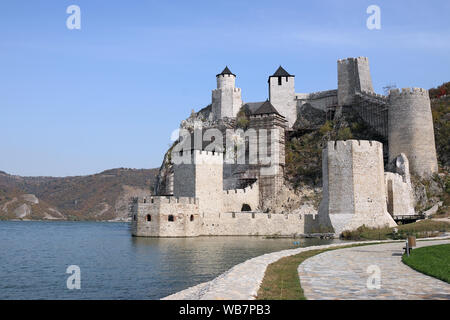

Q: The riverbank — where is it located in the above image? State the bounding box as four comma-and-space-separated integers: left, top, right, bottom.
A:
163, 235, 450, 300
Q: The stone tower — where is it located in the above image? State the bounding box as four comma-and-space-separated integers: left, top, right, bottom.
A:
337, 57, 374, 106
319, 140, 397, 235
268, 66, 296, 128
249, 101, 287, 202
212, 66, 242, 120
388, 88, 438, 178
173, 149, 224, 214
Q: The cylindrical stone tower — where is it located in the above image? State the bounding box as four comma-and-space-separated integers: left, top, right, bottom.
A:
212, 66, 242, 120
216, 66, 236, 89
388, 88, 438, 178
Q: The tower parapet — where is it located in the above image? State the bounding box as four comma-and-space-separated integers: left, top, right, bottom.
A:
388, 87, 438, 178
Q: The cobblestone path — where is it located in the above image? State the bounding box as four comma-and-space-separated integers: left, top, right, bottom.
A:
298, 239, 450, 300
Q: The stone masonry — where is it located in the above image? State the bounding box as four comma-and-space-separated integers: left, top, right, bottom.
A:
319, 140, 397, 235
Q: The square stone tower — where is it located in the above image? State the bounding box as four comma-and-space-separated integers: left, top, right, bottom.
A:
268, 66, 296, 128
173, 149, 224, 215
319, 140, 397, 235
212, 66, 242, 120
337, 57, 374, 106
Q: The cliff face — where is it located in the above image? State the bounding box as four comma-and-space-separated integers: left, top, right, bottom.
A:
0, 168, 158, 221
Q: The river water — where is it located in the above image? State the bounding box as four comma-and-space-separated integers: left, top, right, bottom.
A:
0, 221, 341, 299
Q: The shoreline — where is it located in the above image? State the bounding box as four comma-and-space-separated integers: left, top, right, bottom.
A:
163, 235, 450, 300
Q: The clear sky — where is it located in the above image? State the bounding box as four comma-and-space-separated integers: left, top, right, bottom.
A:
1, 0, 449, 177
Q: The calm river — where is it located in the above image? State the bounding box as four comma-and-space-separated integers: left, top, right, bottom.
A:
0, 221, 341, 299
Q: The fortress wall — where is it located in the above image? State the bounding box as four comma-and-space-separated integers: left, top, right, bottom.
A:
388, 88, 438, 178
384, 172, 415, 217
223, 183, 259, 212
319, 140, 396, 235
296, 90, 338, 112
201, 212, 308, 236
131, 198, 201, 237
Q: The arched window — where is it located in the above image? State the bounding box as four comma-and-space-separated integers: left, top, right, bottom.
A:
168, 215, 174, 222
241, 204, 252, 212
146, 214, 151, 222
190, 215, 194, 222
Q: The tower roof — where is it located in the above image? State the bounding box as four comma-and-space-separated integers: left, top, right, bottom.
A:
216, 66, 236, 77
252, 100, 284, 117
270, 66, 294, 77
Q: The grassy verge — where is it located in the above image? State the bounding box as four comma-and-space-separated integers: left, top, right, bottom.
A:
256, 243, 381, 300
402, 244, 450, 283
341, 220, 450, 241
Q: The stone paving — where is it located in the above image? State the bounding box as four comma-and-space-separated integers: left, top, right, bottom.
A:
298, 239, 450, 300
163, 236, 449, 300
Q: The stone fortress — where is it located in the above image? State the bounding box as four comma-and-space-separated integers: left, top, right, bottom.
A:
131, 57, 438, 237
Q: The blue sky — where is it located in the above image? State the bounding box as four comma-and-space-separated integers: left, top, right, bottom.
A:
0, 0, 449, 176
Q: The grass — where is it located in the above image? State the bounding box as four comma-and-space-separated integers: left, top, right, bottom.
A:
340, 220, 450, 241
402, 244, 450, 283
256, 243, 381, 300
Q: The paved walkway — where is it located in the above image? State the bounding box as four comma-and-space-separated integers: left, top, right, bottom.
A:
163, 236, 450, 300
298, 239, 450, 300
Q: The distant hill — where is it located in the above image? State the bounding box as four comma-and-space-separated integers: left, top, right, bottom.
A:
0, 168, 158, 221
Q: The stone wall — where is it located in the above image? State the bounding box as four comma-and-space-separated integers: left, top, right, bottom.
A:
223, 183, 259, 212
132, 196, 316, 237
131, 196, 201, 237
296, 90, 338, 112
319, 140, 396, 235
201, 212, 311, 236
388, 88, 438, 178
384, 172, 415, 217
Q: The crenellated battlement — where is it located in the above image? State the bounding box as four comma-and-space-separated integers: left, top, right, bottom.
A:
359, 89, 388, 101
389, 87, 429, 98
137, 196, 199, 205
299, 89, 338, 100
173, 149, 224, 158
337, 56, 369, 63
327, 140, 382, 152
224, 183, 256, 195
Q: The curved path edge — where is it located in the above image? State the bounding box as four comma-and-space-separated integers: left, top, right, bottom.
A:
162, 235, 450, 300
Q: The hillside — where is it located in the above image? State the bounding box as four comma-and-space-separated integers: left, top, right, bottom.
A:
0, 168, 158, 221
